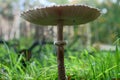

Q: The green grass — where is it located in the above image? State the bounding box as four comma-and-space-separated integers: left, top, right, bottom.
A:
0, 44, 120, 80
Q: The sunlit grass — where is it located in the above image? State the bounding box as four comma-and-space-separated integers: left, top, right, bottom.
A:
0, 44, 120, 80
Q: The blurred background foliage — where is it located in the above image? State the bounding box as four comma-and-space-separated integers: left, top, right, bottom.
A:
0, 0, 120, 50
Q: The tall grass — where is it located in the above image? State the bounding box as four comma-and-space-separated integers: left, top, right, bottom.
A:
0, 44, 120, 80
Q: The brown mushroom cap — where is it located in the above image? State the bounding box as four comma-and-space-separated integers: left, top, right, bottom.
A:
21, 5, 101, 26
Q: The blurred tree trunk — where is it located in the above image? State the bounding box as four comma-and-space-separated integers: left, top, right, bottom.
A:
86, 24, 91, 48
20, 21, 31, 38
34, 25, 44, 41
25, 22, 31, 38
0, 16, 10, 40
48, 26, 54, 40
10, 11, 20, 40
53, 26, 57, 41
0, 15, 3, 38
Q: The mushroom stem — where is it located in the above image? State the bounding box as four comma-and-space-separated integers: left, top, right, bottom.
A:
57, 21, 66, 80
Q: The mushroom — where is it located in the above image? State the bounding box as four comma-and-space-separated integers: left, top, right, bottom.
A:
21, 5, 100, 80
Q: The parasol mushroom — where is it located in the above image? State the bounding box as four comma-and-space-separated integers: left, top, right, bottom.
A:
21, 5, 101, 80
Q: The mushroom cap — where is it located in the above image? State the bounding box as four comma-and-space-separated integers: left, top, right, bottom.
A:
21, 5, 101, 26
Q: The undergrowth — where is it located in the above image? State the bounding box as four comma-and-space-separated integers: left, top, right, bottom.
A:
0, 43, 120, 80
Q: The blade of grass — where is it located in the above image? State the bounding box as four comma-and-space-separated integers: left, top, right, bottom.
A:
115, 45, 120, 78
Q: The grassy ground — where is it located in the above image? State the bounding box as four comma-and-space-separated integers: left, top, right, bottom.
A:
0, 43, 120, 80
